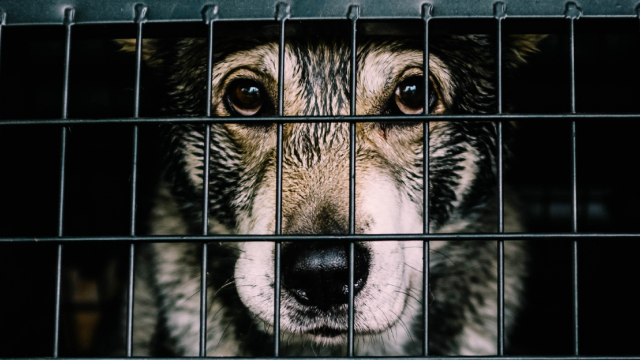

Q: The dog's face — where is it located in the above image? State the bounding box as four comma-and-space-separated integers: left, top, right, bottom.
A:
219, 39, 469, 346
134, 33, 541, 352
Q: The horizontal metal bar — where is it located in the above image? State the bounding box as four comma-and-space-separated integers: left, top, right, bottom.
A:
1, 0, 639, 25
4, 14, 640, 26
7, 356, 640, 360
3, 232, 640, 243
3, 113, 640, 126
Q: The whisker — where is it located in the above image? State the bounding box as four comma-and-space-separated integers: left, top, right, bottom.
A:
394, 289, 423, 305
212, 312, 242, 353
210, 279, 236, 300
429, 248, 457, 265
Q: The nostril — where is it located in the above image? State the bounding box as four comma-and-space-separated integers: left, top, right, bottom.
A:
282, 242, 370, 309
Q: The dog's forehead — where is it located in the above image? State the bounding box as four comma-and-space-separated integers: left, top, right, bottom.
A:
284, 39, 353, 116
216, 38, 425, 116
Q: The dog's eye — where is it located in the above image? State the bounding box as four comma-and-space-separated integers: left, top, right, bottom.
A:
227, 79, 264, 116
394, 76, 437, 115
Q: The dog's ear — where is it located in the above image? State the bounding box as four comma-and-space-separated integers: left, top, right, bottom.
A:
504, 34, 547, 68
114, 39, 163, 67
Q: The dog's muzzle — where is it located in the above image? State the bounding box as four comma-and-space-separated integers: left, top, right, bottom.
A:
282, 242, 370, 310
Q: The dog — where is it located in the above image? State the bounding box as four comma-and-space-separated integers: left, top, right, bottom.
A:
115, 26, 544, 356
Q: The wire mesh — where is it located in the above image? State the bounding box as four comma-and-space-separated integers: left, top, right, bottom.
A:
0, 0, 639, 359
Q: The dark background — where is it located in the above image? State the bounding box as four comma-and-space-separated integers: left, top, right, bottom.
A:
1, 19, 639, 356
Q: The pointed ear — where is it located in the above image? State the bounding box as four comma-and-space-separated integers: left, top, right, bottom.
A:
114, 39, 163, 67
504, 34, 547, 67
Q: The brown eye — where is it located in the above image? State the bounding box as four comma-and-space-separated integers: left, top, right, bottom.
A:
227, 79, 264, 116
394, 76, 436, 115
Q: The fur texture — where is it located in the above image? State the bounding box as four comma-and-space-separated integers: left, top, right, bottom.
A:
117, 32, 543, 356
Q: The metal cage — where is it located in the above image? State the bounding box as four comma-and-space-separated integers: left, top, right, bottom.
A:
1, 0, 639, 359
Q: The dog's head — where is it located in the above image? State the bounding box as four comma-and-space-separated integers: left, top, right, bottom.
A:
124, 31, 542, 352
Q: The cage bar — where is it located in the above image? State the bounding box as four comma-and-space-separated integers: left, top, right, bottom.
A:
53, 130, 66, 357
9, 356, 640, 360
200, 238, 209, 356
421, 3, 432, 356
59, 7, 73, 233
571, 127, 578, 356
566, 2, 580, 355
125, 4, 147, 357
274, 3, 289, 356
200, 5, 217, 356
53, 8, 74, 358
126, 128, 138, 356
3, 232, 640, 243
3, 0, 640, 24
494, 2, 506, 356
3, 113, 640, 127
125, 243, 135, 355
0, 10, 5, 82
53, 243, 63, 358
347, 4, 359, 357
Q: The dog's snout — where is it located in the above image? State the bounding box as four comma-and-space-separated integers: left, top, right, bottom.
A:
282, 242, 370, 309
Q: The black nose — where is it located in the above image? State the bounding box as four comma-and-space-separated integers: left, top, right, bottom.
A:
282, 242, 370, 310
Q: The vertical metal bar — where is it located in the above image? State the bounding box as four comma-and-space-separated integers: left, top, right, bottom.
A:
0, 10, 5, 87
422, 4, 432, 356
273, 239, 282, 357
54, 9, 74, 357
59, 84, 71, 235
200, 238, 209, 356
497, 227, 505, 354
569, 16, 577, 234
571, 120, 578, 353
133, 5, 146, 120
348, 6, 358, 120
565, 3, 580, 355
54, 128, 66, 358
347, 5, 359, 357
569, 19, 577, 116
570, 36, 579, 358
58, 5, 72, 279
422, 233, 430, 355
53, 242, 63, 357
200, 5, 217, 356
125, 242, 135, 355
277, 4, 288, 118
126, 5, 147, 357
494, 2, 506, 356
274, 3, 289, 356
422, 5, 431, 237
495, 3, 505, 232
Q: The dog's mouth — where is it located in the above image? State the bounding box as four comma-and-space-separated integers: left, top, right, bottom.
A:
301, 325, 390, 339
